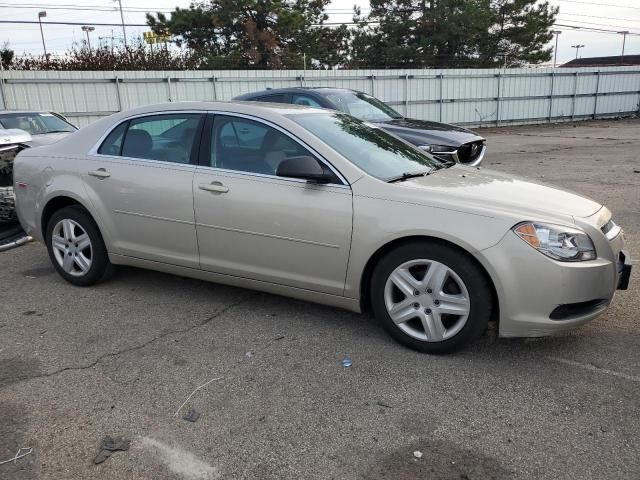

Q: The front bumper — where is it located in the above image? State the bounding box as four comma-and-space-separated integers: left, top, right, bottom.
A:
481, 223, 630, 338
617, 250, 632, 290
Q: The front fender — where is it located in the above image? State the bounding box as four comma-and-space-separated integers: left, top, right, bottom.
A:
344, 193, 512, 299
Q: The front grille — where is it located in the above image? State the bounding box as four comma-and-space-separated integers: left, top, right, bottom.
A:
457, 141, 483, 164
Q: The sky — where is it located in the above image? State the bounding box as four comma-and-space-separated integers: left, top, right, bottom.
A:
0, 0, 639, 66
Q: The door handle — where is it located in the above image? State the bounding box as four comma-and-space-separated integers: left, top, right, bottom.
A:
199, 182, 229, 194
88, 168, 111, 179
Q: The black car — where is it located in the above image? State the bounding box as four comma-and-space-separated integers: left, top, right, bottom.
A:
233, 87, 486, 166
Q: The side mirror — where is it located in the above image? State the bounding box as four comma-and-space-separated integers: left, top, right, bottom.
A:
276, 156, 330, 183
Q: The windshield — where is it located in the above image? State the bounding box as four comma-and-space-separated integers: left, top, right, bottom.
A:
290, 112, 439, 181
326, 91, 403, 122
0, 112, 76, 135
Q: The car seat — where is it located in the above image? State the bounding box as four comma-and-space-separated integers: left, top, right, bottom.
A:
122, 129, 153, 159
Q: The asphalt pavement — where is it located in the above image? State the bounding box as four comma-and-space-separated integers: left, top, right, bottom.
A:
0, 119, 638, 480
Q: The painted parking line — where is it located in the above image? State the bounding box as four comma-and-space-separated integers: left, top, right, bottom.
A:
546, 356, 640, 383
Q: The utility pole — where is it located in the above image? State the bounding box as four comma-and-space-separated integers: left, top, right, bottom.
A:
617, 31, 629, 64
38, 11, 47, 59
115, 0, 128, 48
552, 30, 562, 68
571, 44, 584, 60
81, 26, 95, 50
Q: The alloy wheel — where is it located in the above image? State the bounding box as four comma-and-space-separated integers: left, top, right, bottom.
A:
51, 218, 93, 277
383, 259, 470, 342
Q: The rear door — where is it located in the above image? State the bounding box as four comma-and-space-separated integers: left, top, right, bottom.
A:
193, 113, 353, 295
85, 112, 203, 268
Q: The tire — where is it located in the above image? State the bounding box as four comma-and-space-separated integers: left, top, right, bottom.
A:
370, 241, 492, 354
45, 205, 112, 286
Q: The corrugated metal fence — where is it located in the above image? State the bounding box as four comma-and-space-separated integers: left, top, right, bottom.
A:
1, 67, 639, 127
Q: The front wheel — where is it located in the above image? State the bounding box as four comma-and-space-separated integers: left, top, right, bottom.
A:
371, 242, 492, 354
45, 205, 112, 286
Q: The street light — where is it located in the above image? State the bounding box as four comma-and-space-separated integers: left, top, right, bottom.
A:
617, 31, 629, 64
114, 0, 128, 48
37, 11, 47, 59
571, 44, 584, 60
81, 25, 95, 50
552, 30, 562, 68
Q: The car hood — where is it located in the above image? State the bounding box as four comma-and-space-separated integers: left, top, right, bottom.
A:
27, 132, 73, 147
396, 166, 602, 220
374, 118, 484, 147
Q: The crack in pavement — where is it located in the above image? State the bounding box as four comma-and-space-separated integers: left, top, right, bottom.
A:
502, 144, 584, 155
8, 295, 255, 385
510, 133, 635, 142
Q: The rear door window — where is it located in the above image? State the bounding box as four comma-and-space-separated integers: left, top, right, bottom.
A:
98, 113, 202, 164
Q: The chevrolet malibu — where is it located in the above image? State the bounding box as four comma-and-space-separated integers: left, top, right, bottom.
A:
13, 102, 631, 353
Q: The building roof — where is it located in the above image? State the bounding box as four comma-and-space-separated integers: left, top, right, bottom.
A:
561, 55, 640, 67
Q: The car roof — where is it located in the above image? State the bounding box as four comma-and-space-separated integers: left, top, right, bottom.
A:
234, 87, 360, 100
104, 101, 327, 118
0, 110, 55, 115
33, 101, 332, 155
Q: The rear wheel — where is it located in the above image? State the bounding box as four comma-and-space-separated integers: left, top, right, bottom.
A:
371, 242, 492, 353
45, 206, 111, 286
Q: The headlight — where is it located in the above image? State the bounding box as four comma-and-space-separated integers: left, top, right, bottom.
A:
418, 144, 456, 153
512, 222, 596, 261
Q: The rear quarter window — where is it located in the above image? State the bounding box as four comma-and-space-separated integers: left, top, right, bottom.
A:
97, 121, 128, 156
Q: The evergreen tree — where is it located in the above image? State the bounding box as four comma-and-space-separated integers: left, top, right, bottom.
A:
147, 1, 348, 69
352, 0, 557, 67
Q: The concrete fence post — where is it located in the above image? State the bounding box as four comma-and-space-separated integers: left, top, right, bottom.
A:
211, 76, 217, 100
571, 71, 578, 121
593, 71, 600, 120
0, 68, 6, 109
166, 76, 172, 102
496, 73, 502, 127
114, 75, 122, 112
438, 74, 444, 123
548, 71, 555, 122
404, 74, 409, 116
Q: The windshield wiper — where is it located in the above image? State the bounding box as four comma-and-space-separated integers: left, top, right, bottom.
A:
43, 129, 74, 134
386, 168, 434, 183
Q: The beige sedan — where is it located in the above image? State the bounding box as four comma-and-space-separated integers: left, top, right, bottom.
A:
13, 102, 631, 353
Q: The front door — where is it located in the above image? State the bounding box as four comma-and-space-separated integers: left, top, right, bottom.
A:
85, 112, 203, 268
193, 114, 353, 295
